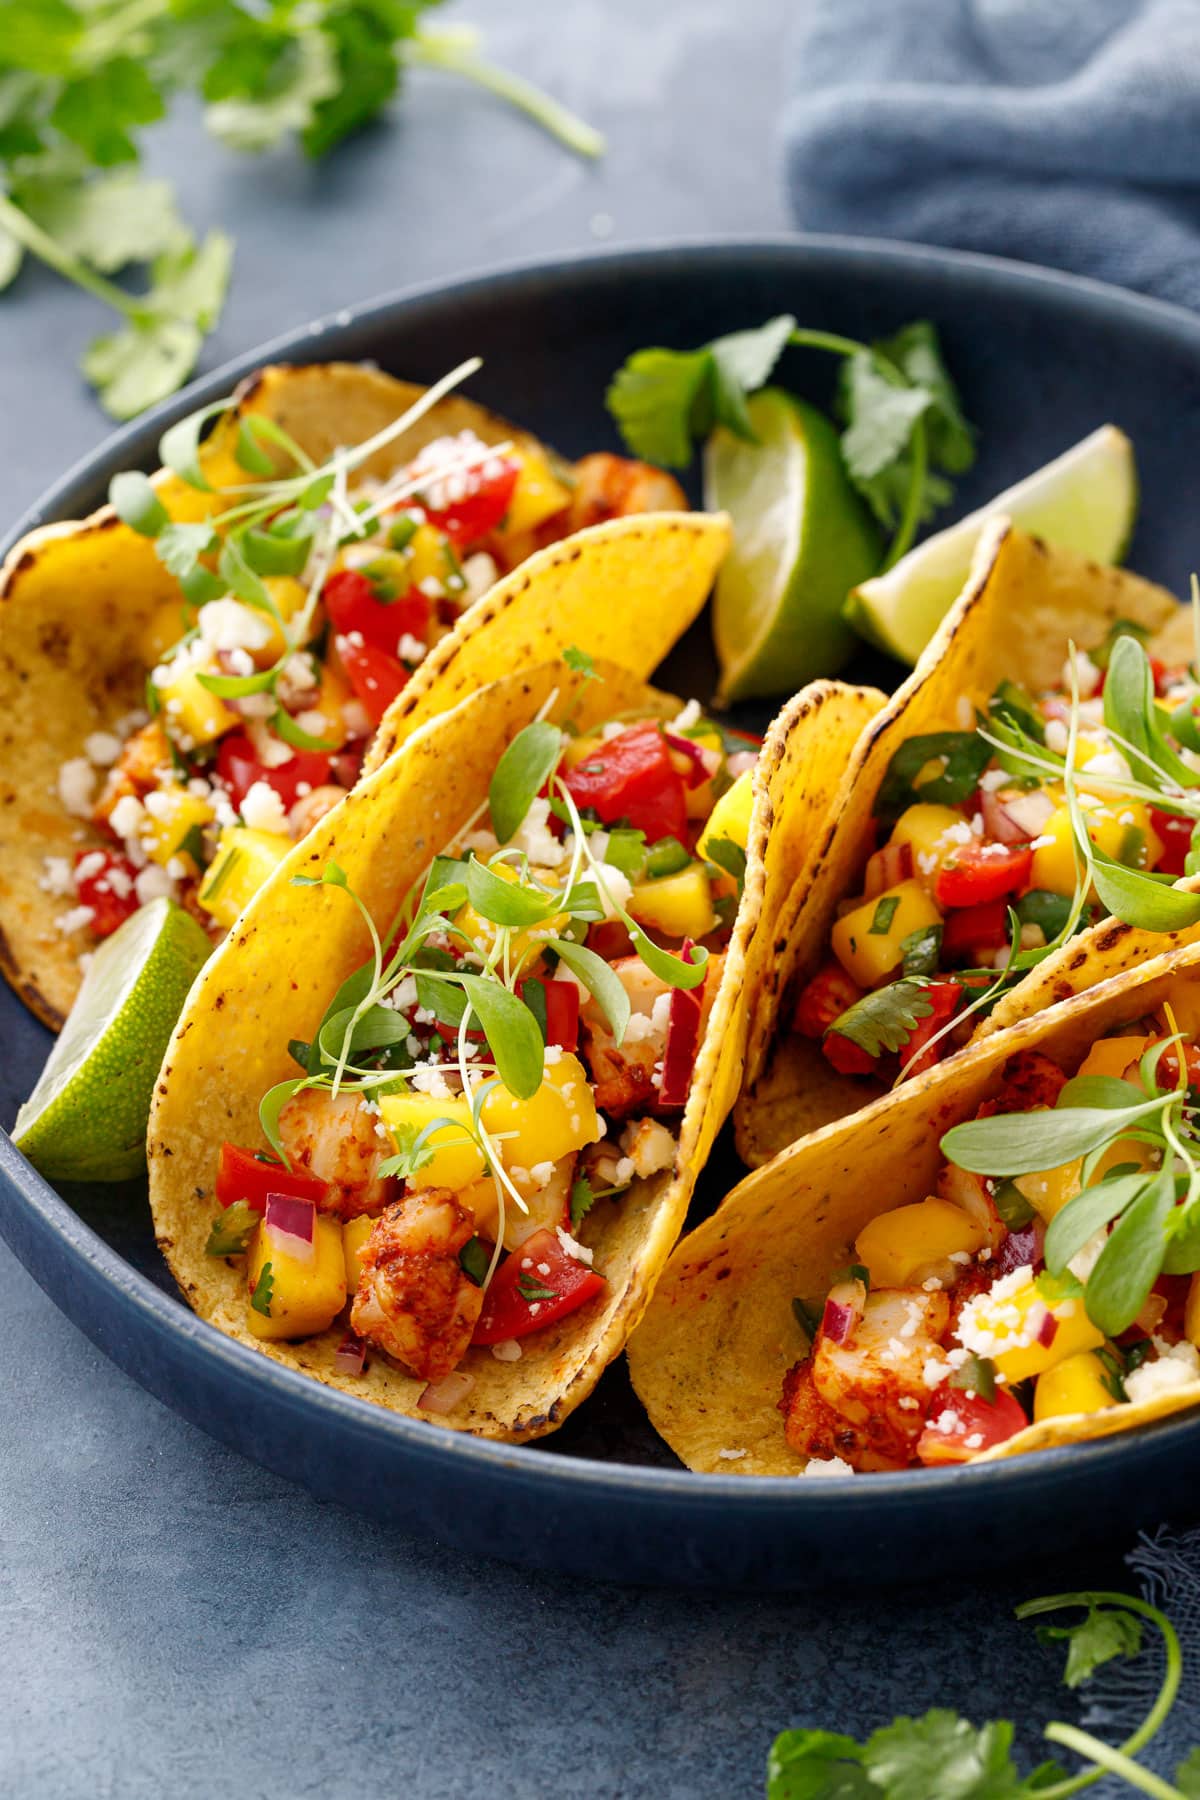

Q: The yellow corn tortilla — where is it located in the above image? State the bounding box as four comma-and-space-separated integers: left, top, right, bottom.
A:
0, 362, 727, 1031
630, 935, 1200, 1474
736, 516, 1188, 1168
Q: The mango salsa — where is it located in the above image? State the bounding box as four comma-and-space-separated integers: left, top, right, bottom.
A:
965, 1272, 1103, 1384
247, 1215, 346, 1341
155, 664, 238, 747
140, 787, 214, 872
378, 1092, 485, 1191
480, 1052, 601, 1170
890, 804, 969, 887
697, 770, 754, 861
1033, 1350, 1118, 1422
629, 864, 717, 939
832, 879, 942, 988
199, 825, 293, 929
855, 1198, 987, 1288
501, 448, 572, 536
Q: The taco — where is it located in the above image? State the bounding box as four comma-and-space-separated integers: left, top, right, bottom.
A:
736, 515, 1200, 1168
146, 636, 882, 1440
630, 935, 1200, 1474
0, 360, 715, 1031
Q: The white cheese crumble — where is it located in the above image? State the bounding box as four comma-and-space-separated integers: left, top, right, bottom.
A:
507, 795, 567, 866
198, 597, 274, 654
83, 730, 122, 767
135, 866, 175, 904
409, 1063, 452, 1099
490, 1339, 522, 1363
620, 1117, 676, 1178
57, 904, 95, 934
58, 758, 96, 818
240, 780, 290, 835
717, 1448, 748, 1461
555, 1224, 593, 1266
1124, 1340, 1200, 1405
800, 1456, 854, 1479
1045, 719, 1070, 755
39, 856, 75, 896
460, 552, 498, 604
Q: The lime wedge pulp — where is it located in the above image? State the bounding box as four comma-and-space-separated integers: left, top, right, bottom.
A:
704, 388, 881, 706
845, 425, 1138, 666
14, 897, 212, 1182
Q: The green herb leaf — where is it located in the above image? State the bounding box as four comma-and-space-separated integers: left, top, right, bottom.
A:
1036, 1604, 1143, 1689
992, 1180, 1036, 1230
570, 1176, 597, 1228
159, 397, 233, 491
250, 1259, 274, 1317
829, 979, 934, 1059
316, 1002, 413, 1064
464, 856, 558, 928
861, 1710, 1023, 1800
273, 706, 338, 752
605, 314, 796, 467
457, 974, 545, 1099
942, 1096, 1168, 1177
564, 645, 597, 681
1088, 846, 1200, 933
1015, 890, 1076, 944
1083, 1170, 1175, 1336
876, 732, 991, 826
949, 1354, 996, 1404
489, 721, 564, 845
205, 1199, 259, 1257
109, 469, 168, 537
546, 938, 631, 1045
258, 1076, 307, 1160
705, 835, 748, 895
627, 923, 708, 990
869, 896, 900, 936
766, 1727, 871, 1800
459, 1236, 490, 1287
155, 520, 218, 580
602, 827, 648, 877
900, 924, 942, 977
242, 523, 311, 578
517, 1274, 558, 1302
1175, 1748, 1200, 1797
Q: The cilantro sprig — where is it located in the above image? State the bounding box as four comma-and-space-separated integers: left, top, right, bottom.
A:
606, 315, 975, 568
1, 1, 602, 418
768, 1592, 1195, 1800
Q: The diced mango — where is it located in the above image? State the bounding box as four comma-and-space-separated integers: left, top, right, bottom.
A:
1030, 797, 1158, 898
1162, 979, 1200, 1041
298, 663, 350, 749
500, 448, 572, 536
629, 863, 717, 940
139, 786, 214, 872
342, 1215, 374, 1294
143, 598, 193, 665
259, 575, 310, 660
1013, 1159, 1081, 1223
378, 1092, 486, 1192
855, 1198, 986, 1288
831, 879, 942, 988
453, 861, 568, 966
247, 1215, 346, 1341
1033, 1350, 1119, 1422
683, 730, 726, 821
890, 804, 970, 887
562, 732, 602, 770
972, 1274, 1104, 1384
698, 770, 754, 861
198, 825, 293, 929
406, 522, 454, 589
480, 1052, 601, 1171
155, 664, 238, 748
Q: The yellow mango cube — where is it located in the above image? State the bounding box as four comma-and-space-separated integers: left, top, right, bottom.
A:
831, 879, 942, 988
1013, 1159, 1081, 1223
406, 522, 454, 589
855, 1198, 987, 1288
629, 863, 717, 940
1033, 1351, 1119, 1422
1031, 798, 1157, 898
342, 1215, 374, 1294
247, 1215, 346, 1341
500, 448, 571, 536
970, 1274, 1104, 1384
297, 663, 350, 750
258, 575, 310, 660
378, 1092, 486, 1192
143, 598, 194, 665
890, 804, 970, 886
698, 770, 755, 860
139, 786, 214, 872
156, 664, 238, 748
480, 1052, 601, 1171
1076, 1035, 1154, 1082
198, 825, 293, 929
453, 862, 569, 967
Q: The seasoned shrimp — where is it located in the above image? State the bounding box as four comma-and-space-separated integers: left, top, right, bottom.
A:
351, 1189, 483, 1381
565, 454, 687, 532
92, 719, 171, 829
580, 956, 671, 1117
989, 1050, 1065, 1116
808, 1288, 949, 1470
780, 1360, 903, 1473
277, 1088, 395, 1220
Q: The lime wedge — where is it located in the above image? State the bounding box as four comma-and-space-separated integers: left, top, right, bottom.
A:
704, 388, 881, 705
845, 425, 1137, 666
14, 897, 212, 1182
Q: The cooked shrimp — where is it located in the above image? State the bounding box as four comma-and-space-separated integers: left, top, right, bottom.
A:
808, 1288, 949, 1470
92, 719, 171, 829
287, 783, 347, 837
936, 1162, 1005, 1255
351, 1188, 483, 1381
277, 1088, 395, 1220
580, 956, 671, 1116
470, 1154, 575, 1250
989, 1050, 1066, 1115
565, 454, 687, 532
780, 1360, 903, 1472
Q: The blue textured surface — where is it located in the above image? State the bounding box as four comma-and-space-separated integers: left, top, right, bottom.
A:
0, 2, 1170, 1792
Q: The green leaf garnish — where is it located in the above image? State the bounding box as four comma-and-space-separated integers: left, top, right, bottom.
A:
869, 896, 900, 936
829, 979, 934, 1059
570, 1176, 597, 1228
110, 469, 168, 537
606, 314, 796, 468
489, 721, 564, 846
205, 1199, 259, 1257
457, 975, 545, 1099
1036, 1603, 1143, 1689
250, 1260, 274, 1317
876, 731, 991, 826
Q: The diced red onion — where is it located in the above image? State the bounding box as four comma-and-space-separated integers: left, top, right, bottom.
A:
727, 750, 758, 778
1036, 1308, 1059, 1348
665, 733, 714, 789
418, 1370, 475, 1413
333, 1331, 367, 1375
864, 839, 914, 898
821, 1277, 866, 1344
264, 1192, 317, 1264
981, 785, 1054, 846
992, 1217, 1045, 1277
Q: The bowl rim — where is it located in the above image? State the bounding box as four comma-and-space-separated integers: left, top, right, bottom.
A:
8, 230, 1200, 1513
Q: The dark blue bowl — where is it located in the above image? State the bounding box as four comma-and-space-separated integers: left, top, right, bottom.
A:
6, 238, 1200, 1589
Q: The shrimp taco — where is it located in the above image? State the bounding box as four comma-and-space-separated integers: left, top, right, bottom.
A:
737, 515, 1200, 1168
146, 645, 877, 1439
0, 359, 713, 1031
630, 935, 1200, 1475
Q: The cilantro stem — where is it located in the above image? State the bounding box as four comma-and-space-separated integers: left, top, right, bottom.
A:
1041, 1726, 1187, 1800
0, 193, 145, 323
405, 30, 605, 159
1014, 1593, 1182, 1799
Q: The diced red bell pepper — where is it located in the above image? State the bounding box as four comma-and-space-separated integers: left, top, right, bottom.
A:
916, 1381, 1028, 1465
335, 635, 410, 727
519, 976, 580, 1052
940, 899, 1010, 963
1151, 1039, 1200, 1092
73, 849, 140, 938
418, 455, 520, 547
215, 1142, 327, 1213
935, 841, 1033, 908
822, 1031, 878, 1076
659, 952, 705, 1108
898, 980, 962, 1075
562, 721, 688, 846
586, 920, 635, 962
471, 1227, 606, 1344
794, 963, 865, 1039
323, 570, 431, 657
216, 730, 332, 810
1150, 807, 1194, 876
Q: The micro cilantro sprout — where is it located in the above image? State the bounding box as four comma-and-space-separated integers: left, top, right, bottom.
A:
0, 2, 602, 417
606, 315, 975, 569
767, 1591, 1198, 1800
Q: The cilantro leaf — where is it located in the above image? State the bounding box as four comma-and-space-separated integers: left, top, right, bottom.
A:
249, 1260, 275, 1317
205, 28, 340, 153
563, 645, 598, 681
766, 1728, 871, 1800
606, 315, 796, 467
861, 1711, 1027, 1800
705, 834, 748, 895
873, 320, 974, 475
570, 1176, 596, 1228
876, 731, 991, 826
829, 979, 934, 1059
1176, 1748, 1200, 1797
81, 231, 232, 420
51, 57, 164, 165
20, 171, 186, 271
1036, 1605, 1143, 1689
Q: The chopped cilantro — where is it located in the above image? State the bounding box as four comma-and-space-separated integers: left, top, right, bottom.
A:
791, 1296, 821, 1338
564, 645, 598, 682
869, 895, 900, 936
205, 1199, 258, 1257
249, 1260, 274, 1317
992, 1180, 1036, 1230
177, 821, 207, 867
705, 835, 748, 896
1036, 1605, 1143, 1689
900, 923, 942, 977
876, 731, 991, 826
570, 1176, 597, 1229
459, 1238, 490, 1288
200, 845, 242, 906
517, 1275, 558, 1303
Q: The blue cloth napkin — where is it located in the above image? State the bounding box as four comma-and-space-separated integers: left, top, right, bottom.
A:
783, 0, 1200, 308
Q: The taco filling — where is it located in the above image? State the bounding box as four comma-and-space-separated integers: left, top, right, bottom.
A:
784, 1001, 1200, 1474
50, 408, 684, 956
792, 620, 1200, 1088
202, 698, 757, 1393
